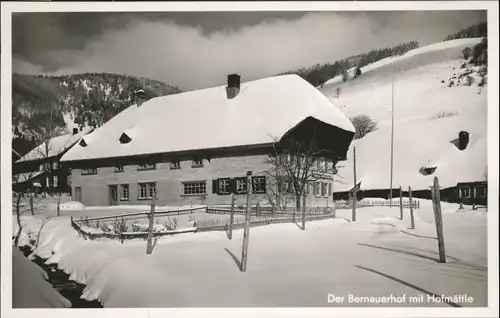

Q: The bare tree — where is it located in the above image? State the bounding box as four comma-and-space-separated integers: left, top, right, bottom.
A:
264, 135, 339, 230
350, 114, 378, 139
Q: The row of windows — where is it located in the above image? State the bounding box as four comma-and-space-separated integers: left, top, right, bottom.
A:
39, 162, 58, 172
111, 182, 157, 201
213, 176, 267, 195
108, 177, 332, 201
82, 159, 204, 175
459, 185, 487, 199
281, 181, 332, 197
278, 154, 336, 173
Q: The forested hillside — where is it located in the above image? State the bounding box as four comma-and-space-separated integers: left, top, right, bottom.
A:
276, 41, 419, 87
12, 72, 181, 159
444, 21, 487, 41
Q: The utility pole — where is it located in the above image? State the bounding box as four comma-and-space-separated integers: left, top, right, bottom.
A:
389, 78, 395, 207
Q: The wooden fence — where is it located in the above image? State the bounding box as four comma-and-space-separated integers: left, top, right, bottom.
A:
197, 211, 338, 233
70, 206, 338, 242
70, 216, 197, 243
333, 199, 420, 210
73, 206, 205, 225
206, 205, 335, 216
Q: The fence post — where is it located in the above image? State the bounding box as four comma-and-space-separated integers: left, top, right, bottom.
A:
352, 146, 357, 222
408, 186, 415, 229
241, 171, 253, 272
228, 193, 235, 240
146, 196, 156, 255
30, 197, 34, 216
399, 186, 403, 220
431, 177, 446, 263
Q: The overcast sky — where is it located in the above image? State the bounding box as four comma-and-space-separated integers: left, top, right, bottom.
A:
12, 10, 486, 91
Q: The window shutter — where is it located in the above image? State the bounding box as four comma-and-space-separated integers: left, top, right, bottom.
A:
262, 176, 267, 193
212, 179, 219, 194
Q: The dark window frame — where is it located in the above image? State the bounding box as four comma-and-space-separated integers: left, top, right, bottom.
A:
252, 176, 266, 194
218, 178, 231, 195
234, 177, 248, 194
182, 181, 207, 196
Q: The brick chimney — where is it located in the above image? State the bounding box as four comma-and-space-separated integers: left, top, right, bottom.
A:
135, 89, 147, 107
226, 74, 241, 99
72, 128, 78, 135
458, 131, 470, 150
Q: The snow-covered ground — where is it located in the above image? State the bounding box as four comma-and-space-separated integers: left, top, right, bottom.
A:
320, 38, 487, 192
12, 199, 487, 308
12, 248, 71, 308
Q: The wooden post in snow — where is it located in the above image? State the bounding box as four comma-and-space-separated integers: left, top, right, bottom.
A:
241, 171, 253, 272
352, 147, 357, 222
399, 186, 403, 220
431, 177, 446, 263
228, 193, 235, 240
408, 186, 415, 229
146, 196, 156, 255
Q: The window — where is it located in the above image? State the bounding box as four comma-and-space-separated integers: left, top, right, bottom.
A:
235, 177, 248, 194
305, 183, 311, 195
252, 176, 266, 194
474, 185, 486, 198
81, 168, 97, 175
41, 163, 51, 171
121, 184, 130, 200
53, 162, 58, 170
170, 160, 181, 170
316, 158, 322, 170
460, 187, 471, 198
313, 182, 320, 196
218, 178, 230, 195
137, 163, 156, 170
192, 158, 203, 168
119, 133, 132, 144
183, 181, 207, 195
114, 165, 124, 173
53, 176, 58, 188
328, 183, 332, 196
321, 182, 327, 196
138, 182, 156, 200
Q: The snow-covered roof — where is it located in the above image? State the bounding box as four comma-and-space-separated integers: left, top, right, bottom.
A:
16, 128, 92, 163
61, 74, 355, 162
333, 108, 487, 192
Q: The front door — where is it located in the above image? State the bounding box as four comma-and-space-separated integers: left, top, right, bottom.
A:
75, 187, 82, 202
109, 185, 118, 206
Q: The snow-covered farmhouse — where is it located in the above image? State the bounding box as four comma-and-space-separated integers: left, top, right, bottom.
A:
13, 128, 92, 195
60, 74, 356, 207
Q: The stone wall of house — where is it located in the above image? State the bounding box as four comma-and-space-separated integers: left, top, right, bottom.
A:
70, 154, 335, 208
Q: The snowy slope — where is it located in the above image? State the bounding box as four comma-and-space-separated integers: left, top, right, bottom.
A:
13, 203, 487, 307
12, 248, 71, 308
320, 38, 487, 192
322, 38, 485, 126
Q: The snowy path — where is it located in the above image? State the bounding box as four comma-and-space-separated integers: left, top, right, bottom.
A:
14, 201, 487, 308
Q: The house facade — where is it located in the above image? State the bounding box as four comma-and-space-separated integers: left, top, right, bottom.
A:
61, 74, 356, 207
13, 128, 92, 195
